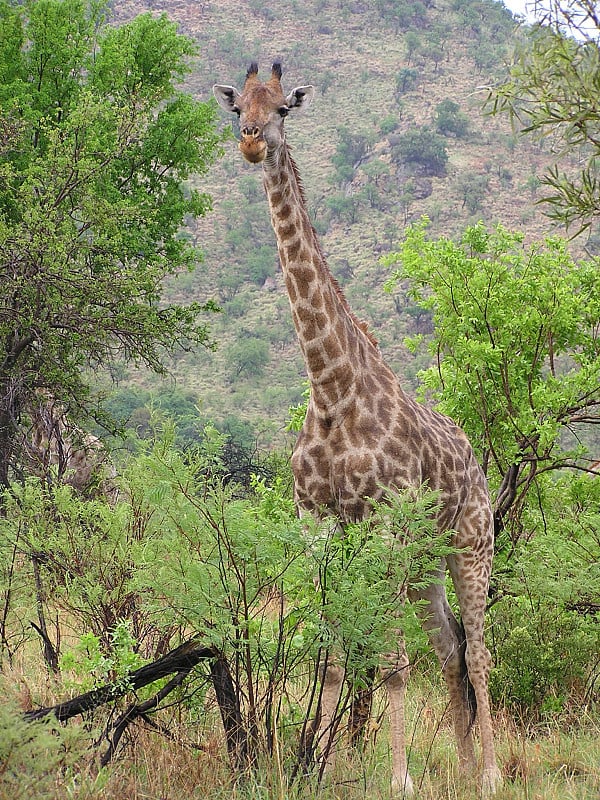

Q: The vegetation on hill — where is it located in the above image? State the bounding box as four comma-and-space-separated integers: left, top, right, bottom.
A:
108, 0, 568, 446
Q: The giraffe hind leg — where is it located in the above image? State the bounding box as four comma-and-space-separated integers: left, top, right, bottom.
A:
457, 618, 478, 733
448, 497, 503, 795
408, 573, 478, 773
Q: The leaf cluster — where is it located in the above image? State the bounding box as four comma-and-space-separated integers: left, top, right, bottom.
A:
0, 694, 84, 800
489, 471, 600, 713
488, 11, 600, 232
384, 221, 600, 527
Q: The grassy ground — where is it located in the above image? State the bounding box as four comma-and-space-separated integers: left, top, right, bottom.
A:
2, 670, 598, 800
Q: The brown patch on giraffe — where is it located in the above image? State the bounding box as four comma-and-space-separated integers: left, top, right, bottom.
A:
312, 311, 327, 331
301, 318, 318, 341
286, 240, 301, 261
299, 245, 313, 263
293, 262, 314, 284
279, 221, 295, 239
311, 291, 324, 310
323, 334, 342, 361
304, 345, 325, 372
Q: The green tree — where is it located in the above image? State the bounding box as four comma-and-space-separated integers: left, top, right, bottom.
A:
455, 171, 490, 213
331, 126, 371, 185
384, 221, 600, 536
0, 0, 223, 486
488, 471, 600, 714
395, 66, 419, 95
487, 3, 600, 232
390, 126, 449, 176
227, 336, 270, 381
404, 30, 421, 65
434, 99, 470, 138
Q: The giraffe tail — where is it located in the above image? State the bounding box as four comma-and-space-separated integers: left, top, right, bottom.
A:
459, 621, 477, 733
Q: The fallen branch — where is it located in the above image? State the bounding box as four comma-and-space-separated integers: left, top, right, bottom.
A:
100, 669, 192, 767
24, 637, 250, 769
25, 638, 217, 724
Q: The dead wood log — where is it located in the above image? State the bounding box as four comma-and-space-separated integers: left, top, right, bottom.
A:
24, 639, 217, 723
23, 638, 249, 770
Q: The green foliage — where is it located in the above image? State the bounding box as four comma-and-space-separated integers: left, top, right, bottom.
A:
119, 430, 453, 752
330, 126, 371, 185
286, 382, 310, 432
390, 126, 449, 176
379, 114, 399, 136
0, 0, 223, 484
489, 473, 600, 714
60, 623, 142, 691
385, 219, 600, 717
226, 336, 270, 381
326, 192, 362, 224
384, 221, 600, 532
454, 171, 490, 213
404, 30, 421, 63
488, 6, 600, 232
0, 478, 154, 654
0, 695, 84, 800
374, 0, 428, 32
434, 99, 470, 138
246, 244, 277, 284
395, 66, 419, 94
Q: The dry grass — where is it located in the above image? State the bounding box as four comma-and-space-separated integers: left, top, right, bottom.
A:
2, 664, 598, 800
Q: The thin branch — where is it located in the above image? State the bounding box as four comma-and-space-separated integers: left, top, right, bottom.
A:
24, 638, 218, 723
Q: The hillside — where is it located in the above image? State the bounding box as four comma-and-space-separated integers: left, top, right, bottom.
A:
109, 0, 570, 449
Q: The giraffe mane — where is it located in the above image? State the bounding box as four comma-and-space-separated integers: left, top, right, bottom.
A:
286, 147, 379, 348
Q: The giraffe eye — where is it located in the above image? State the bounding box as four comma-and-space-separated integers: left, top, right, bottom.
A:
278, 106, 289, 117
232, 105, 241, 116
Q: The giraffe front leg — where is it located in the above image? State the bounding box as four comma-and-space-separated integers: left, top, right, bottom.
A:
382, 642, 414, 797
316, 661, 345, 778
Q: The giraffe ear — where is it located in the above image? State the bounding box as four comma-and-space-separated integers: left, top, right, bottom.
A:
285, 85, 315, 111
213, 84, 241, 113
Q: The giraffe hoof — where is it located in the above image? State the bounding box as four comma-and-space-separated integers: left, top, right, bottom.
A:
391, 772, 414, 797
481, 765, 503, 797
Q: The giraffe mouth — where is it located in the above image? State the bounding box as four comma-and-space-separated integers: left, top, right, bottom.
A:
239, 136, 268, 163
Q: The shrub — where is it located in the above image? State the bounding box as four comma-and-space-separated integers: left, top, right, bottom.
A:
489, 474, 600, 716
390, 126, 449, 176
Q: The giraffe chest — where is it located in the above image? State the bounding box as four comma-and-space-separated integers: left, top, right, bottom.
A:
291, 397, 470, 524
291, 420, 420, 523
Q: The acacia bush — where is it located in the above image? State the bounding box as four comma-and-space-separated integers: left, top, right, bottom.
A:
1, 421, 456, 772
489, 472, 600, 715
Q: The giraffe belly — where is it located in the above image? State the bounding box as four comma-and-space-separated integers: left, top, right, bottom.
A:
292, 434, 468, 527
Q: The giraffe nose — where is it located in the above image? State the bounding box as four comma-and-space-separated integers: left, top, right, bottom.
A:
241, 125, 261, 139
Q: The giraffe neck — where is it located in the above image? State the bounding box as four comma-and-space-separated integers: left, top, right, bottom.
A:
262, 145, 377, 411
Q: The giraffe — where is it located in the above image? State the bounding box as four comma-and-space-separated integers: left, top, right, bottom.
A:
214, 62, 503, 797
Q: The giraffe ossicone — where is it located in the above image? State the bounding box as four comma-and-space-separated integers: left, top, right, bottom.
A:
214, 62, 503, 797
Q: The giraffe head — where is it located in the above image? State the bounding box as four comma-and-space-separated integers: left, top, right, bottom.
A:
213, 62, 314, 163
